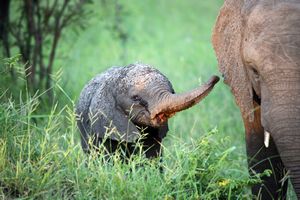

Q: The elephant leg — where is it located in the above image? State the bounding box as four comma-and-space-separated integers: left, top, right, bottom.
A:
100, 136, 162, 160
101, 138, 119, 153
101, 139, 137, 163
141, 134, 163, 173
142, 136, 162, 159
244, 103, 288, 199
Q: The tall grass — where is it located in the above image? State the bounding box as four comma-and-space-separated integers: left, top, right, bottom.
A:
0, 89, 261, 199
2, 1, 296, 199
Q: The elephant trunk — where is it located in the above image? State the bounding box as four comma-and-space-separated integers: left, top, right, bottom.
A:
150, 75, 219, 125
262, 82, 300, 198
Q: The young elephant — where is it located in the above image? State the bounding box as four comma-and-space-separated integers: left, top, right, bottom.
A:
76, 63, 219, 159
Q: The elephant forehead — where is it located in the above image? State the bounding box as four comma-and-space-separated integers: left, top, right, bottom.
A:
130, 72, 166, 88
247, 2, 300, 36
244, 2, 300, 68
121, 64, 172, 90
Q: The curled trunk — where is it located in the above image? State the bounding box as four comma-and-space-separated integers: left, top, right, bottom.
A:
150, 75, 219, 123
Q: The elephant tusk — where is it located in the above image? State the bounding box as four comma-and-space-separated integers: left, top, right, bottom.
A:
264, 131, 270, 148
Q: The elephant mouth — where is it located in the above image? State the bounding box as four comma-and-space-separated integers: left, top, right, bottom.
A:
151, 112, 176, 127
130, 110, 153, 127
131, 109, 174, 128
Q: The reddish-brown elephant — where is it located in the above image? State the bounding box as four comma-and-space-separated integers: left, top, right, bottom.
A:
212, 0, 300, 199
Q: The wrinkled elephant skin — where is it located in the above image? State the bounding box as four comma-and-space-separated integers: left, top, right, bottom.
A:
76, 63, 219, 160
212, 0, 300, 199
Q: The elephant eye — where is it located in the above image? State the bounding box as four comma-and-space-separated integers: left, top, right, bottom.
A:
252, 68, 259, 80
252, 67, 258, 76
131, 95, 148, 108
131, 95, 142, 101
249, 65, 259, 81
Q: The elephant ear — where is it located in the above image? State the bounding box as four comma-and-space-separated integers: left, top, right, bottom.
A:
89, 89, 140, 143
212, 0, 254, 121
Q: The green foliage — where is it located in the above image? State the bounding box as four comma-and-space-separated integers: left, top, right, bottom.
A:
0, 91, 261, 199
0, 54, 26, 95
2, 0, 94, 98
3, 1, 296, 199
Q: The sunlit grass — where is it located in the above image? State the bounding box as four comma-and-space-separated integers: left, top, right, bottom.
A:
1, 0, 283, 199
0, 90, 259, 199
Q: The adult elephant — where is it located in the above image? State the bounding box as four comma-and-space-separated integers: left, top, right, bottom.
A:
212, 0, 300, 199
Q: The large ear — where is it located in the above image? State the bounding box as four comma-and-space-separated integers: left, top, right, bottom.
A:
89, 90, 140, 143
212, 0, 254, 121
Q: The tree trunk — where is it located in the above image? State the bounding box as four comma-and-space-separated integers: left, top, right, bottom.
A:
0, 0, 15, 78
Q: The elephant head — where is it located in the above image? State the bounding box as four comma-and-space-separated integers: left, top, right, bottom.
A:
212, 0, 300, 198
76, 63, 219, 157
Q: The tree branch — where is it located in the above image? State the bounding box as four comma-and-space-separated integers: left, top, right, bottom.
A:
0, 0, 14, 78
46, 0, 70, 95
24, 0, 36, 88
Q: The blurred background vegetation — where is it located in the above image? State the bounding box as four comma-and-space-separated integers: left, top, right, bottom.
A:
2, 0, 294, 199
1, 0, 244, 142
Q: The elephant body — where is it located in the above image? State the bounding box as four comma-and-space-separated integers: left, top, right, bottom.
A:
213, 0, 300, 199
76, 63, 219, 159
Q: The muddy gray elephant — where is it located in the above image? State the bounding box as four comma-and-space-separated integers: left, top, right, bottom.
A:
76, 63, 219, 160
212, 0, 300, 199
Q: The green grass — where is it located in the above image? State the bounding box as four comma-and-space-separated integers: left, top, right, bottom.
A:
2, 0, 295, 199
0, 92, 260, 199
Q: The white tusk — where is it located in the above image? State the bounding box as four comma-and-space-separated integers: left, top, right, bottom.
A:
264, 131, 270, 148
